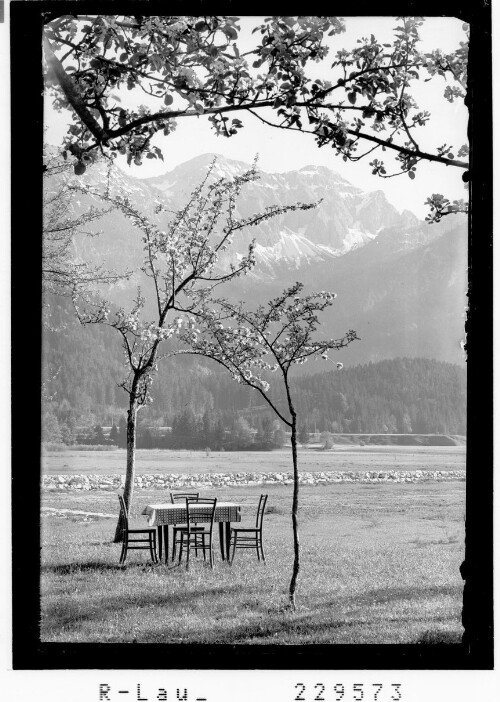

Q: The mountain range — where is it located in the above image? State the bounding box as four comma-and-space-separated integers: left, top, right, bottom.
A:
57, 153, 468, 368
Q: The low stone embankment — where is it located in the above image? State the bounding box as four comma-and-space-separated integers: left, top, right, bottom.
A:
43, 470, 465, 491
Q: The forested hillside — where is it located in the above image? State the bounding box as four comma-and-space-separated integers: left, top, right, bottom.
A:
292, 358, 466, 435
43, 154, 468, 368
42, 299, 466, 445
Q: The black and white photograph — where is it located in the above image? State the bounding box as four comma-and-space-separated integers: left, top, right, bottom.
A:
6, 1, 495, 700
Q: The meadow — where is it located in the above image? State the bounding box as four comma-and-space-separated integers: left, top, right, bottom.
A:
42, 444, 466, 475
40, 446, 466, 645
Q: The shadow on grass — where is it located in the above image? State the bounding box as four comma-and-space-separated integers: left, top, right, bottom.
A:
323, 583, 463, 609
40, 565, 463, 644
42, 583, 246, 634
41, 581, 463, 644
191, 583, 464, 644
143, 607, 459, 644
131, 583, 464, 644
209, 611, 462, 645
411, 537, 460, 547
265, 505, 285, 515
114, 607, 365, 645
41, 561, 126, 575
416, 630, 462, 644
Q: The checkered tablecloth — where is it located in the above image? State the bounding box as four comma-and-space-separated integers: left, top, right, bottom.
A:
142, 502, 241, 526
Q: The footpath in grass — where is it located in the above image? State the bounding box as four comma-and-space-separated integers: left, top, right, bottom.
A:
41, 481, 465, 644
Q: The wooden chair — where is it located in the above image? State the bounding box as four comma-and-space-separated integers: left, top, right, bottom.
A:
176, 498, 217, 569
229, 494, 268, 564
170, 492, 200, 504
170, 492, 203, 561
117, 493, 158, 565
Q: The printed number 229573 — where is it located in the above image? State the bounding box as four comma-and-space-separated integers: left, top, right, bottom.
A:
294, 682, 402, 702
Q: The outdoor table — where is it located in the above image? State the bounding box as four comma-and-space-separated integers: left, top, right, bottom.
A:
141, 502, 241, 563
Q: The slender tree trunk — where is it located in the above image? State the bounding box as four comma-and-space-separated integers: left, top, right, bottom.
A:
288, 413, 300, 609
114, 398, 138, 542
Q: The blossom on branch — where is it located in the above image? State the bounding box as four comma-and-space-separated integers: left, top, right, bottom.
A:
180, 281, 359, 426
43, 15, 469, 220
71, 158, 319, 406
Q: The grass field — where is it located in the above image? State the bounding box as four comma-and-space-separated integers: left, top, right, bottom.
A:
41, 446, 466, 644
42, 444, 466, 475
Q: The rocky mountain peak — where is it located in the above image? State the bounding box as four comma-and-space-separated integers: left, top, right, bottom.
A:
131, 154, 426, 271
48, 153, 468, 368
67, 153, 455, 283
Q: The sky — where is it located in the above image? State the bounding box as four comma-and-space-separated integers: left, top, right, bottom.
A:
44, 16, 469, 219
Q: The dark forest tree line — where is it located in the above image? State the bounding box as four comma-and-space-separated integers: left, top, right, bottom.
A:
43, 405, 287, 450
42, 356, 466, 445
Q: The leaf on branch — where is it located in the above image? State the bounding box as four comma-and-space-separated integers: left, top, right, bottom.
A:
224, 26, 238, 41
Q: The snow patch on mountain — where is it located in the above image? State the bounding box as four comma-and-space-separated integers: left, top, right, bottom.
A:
344, 227, 376, 251
254, 229, 338, 265
129, 153, 433, 275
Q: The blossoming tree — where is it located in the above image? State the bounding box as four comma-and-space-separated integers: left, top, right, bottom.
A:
180, 282, 358, 606
43, 152, 129, 302
70, 160, 318, 541
42, 15, 469, 219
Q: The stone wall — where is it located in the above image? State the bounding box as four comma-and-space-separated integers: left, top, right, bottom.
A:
43, 470, 465, 491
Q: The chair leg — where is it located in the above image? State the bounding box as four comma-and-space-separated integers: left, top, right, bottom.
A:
177, 532, 183, 566
119, 535, 128, 564
219, 523, 225, 561
150, 532, 158, 564
164, 526, 169, 564
229, 533, 237, 564
260, 538, 266, 563
158, 527, 163, 562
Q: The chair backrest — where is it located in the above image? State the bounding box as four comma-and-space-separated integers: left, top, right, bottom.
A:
255, 494, 268, 530
118, 493, 129, 530
186, 497, 217, 533
171, 491, 200, 504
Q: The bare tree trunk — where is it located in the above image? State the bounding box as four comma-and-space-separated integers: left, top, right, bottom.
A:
114, 398, 138, 543
288, 413, 300, 609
